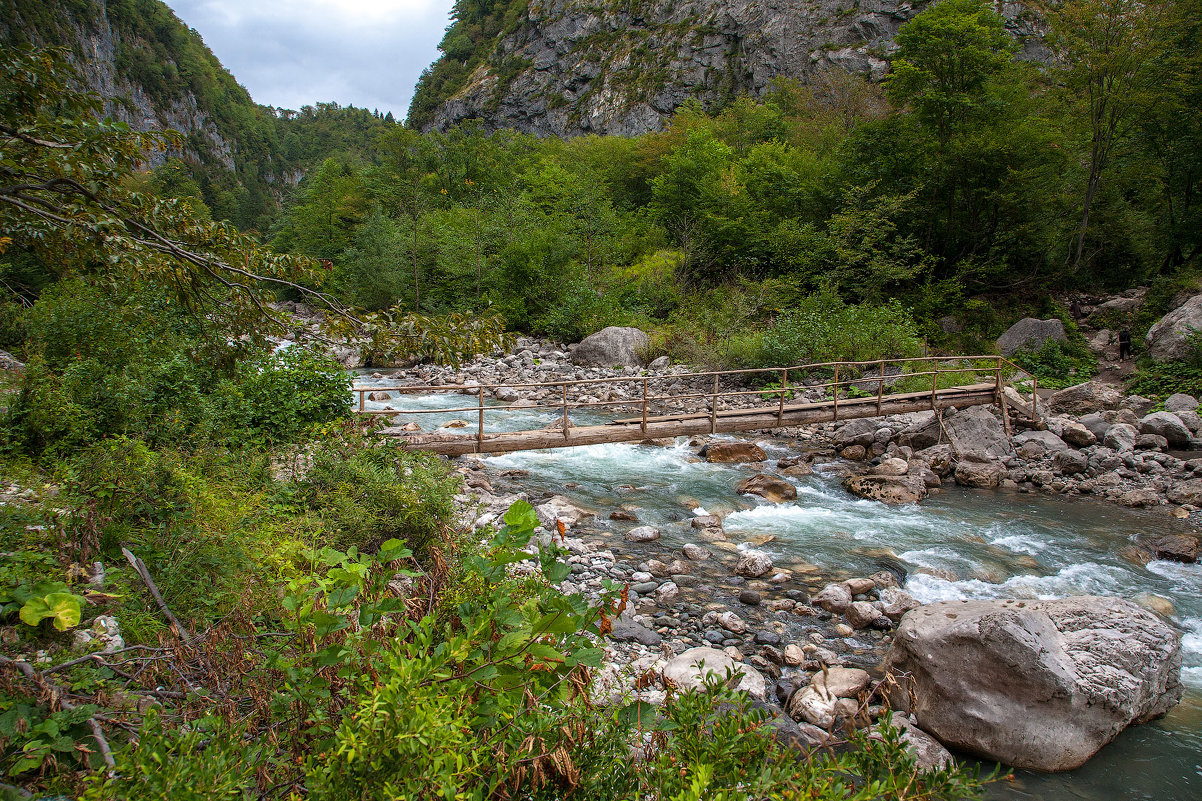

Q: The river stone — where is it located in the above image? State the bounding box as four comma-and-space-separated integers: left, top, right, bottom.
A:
835, 418, 880, 449
1165, 393, 1199, 414
942, 406, 1011, 459
735, 550, 773, 578
1139, 412, 1191, 447
1047, 382, 1123, 416
366, 391, 392, 401
1060, 421, 1097, 447
1145, 294, 1202, 361
996, 318, 1068, 356
783, 644, 805, 666
736, 473, 797, 503
648, 355, 670, 370
1176, 409, 1202, 433
610, 618, 662, 646
535, 496, 593, 529
739, 589, 762, 606
885, 597, 1183, 772
871, 717, 954, 771
953, 459, 1004, 488
813, 666, 872, 699
682, 543, 710, 560
1103, 423, 1138, 452
840, 445, 868, 461
1167, 479, 1202, 506
1139, 534, 1198, 564
691, 514, 722, 529
1135, 433, 1169, 451
570, 326, 649, 367
704, 442, 767, 463
844, 473, 927, 504
813, 583, 853, 614
1053, 449, 1089, 476
624, 525, 661, 543
870, 457, 910, 476
1120, 488, 1160, 508
718, 611, 747, 634
846, 600, 885, 629
1078, 413, 1111, 440
662, 647, 766, 701
879, 587, 922, 621
1014, 430, 1069, 452
655, 581, 680, 604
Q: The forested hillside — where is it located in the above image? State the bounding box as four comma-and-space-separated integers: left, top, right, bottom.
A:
277, 0, 1201, 373
0, 0, 394, 231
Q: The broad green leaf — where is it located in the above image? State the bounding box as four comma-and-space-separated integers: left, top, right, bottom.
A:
502, 500, 539, 533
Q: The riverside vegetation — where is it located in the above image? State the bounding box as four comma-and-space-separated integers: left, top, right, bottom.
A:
0, 44, 989, 800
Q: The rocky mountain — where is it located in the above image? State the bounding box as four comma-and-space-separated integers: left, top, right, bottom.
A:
408, 0, 1049, 137
1, 0, 393, 231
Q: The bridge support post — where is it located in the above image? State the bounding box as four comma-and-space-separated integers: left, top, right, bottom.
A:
832, 365, 840, 421
777, 368, 787, 425
877, 359, 884, 416
641, 377, 648, 434
477, 386, 485, 452
710, 374, 718, 434
562, 383, 569, 440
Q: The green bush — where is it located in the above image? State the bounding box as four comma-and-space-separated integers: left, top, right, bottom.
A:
1010, 338, 1097, 390
233, 346, 352, 444
299, 438, 459, 557
761, 291, 925, 367
1127, 332, 1202, 400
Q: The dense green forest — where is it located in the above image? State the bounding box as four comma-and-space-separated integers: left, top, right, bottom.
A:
270, 0, 1202, 367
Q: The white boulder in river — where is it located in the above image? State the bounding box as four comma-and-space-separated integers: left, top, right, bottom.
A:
661, 646, 766, 701
884, 597, 1182, 772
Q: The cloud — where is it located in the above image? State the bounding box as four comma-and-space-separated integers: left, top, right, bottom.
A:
164, 0, 454, 118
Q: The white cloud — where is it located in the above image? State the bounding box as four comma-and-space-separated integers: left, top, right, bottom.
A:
163, 0, 456, 118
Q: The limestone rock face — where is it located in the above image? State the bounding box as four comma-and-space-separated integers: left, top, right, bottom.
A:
414, 0, 1052, 138
995, 318, 1068, 356
662, 647, 766, 700
1145, 294, 1202, 362
570, 326, 649, 367
885, 597, 1183, 772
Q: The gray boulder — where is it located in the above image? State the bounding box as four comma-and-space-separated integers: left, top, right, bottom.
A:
885, 597, 1183, 772
1013, 430, 1069, 453
648, 355, 670, 370
835, 418, 880, 449
1077, 413, 1111, 441
1139, 412, 1191, 447
1165, 393, 1198, 414
941, 406, 1011, 459
844, 473, 927, 504
1103, 423, 1138, 452
995, 318, 1068, 357
953, 459, 1004, 488
703, 442, 767, 463
736, 473, 797, 503
1053, 449, 1089, 475
0, 349, 23, 371
1060, 421, 1097, 447
1145, 294, 1202, 362
662, 647, 766, 701
570, 326, 649, 367
1047, 382, 1123, 416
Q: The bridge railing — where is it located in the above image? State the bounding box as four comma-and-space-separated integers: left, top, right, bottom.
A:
351, 354, 1036, 446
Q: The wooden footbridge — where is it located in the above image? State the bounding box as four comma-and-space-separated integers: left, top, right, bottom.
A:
353, 356, 1038, 456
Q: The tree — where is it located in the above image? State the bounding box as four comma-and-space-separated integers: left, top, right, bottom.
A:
1049, 0, 1167, 272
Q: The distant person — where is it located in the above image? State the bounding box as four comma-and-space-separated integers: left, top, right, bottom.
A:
1118, 330, 1132, 360
1070, 300, 1083, 318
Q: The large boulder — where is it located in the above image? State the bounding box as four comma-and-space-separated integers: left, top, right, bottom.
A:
570, 326, 650, 367
1139, 412, 1191, 448
703, 442, 767, 463
1145, 294, 1202, 362
662, 647, 767, 701
941, 406, 1011, 459
1102, 422, 1138, 452
736, 473, 797, 503
1046, 382, 1123, 416
953, 457, 1004, 488
844, 473, 927, 504
1013, 430, 1069, 453
885, 597, 1183, 772
995, 318, 1068, 356
1165, 393, 1198, 415
835, 418, 879, 449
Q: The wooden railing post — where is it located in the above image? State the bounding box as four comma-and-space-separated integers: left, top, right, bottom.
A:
641, 377, 648, 434
562, 383, 569, 440
777, 368, 787, 425
477, 385, 485, 452
994, 356, 1003, 397
832, 364, 840, 421
876, 359, 884, 415
930, 362, 938, 410
358, 388, 365, 413
1032, 376, 1039, 420
710, 374, 719, 434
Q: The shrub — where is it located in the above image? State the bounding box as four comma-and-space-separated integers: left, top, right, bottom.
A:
760, 291, 925, 367
1127, 332, 1202, 400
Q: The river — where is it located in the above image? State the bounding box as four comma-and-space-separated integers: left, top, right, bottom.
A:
364, 386, 1202, 799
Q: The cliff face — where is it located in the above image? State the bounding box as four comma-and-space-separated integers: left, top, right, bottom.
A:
409, 0, 1048, 137
1, 0, 243, 170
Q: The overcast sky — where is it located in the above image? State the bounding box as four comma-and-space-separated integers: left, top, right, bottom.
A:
163, 0, 455, 118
